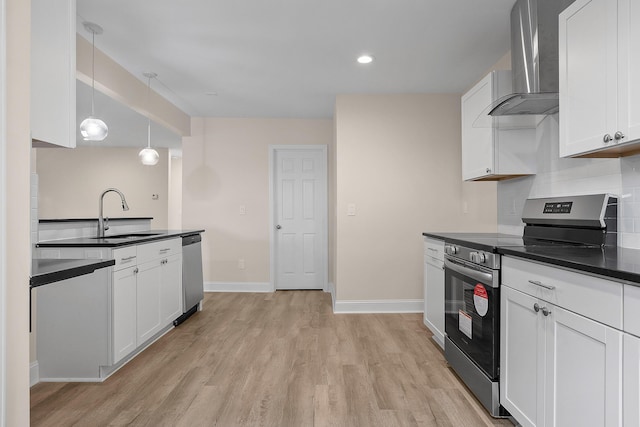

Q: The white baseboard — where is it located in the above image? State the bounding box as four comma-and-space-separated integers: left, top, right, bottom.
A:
204, 281, 272, 293
333, 299, 424, 314
30, 361, 39, 387
327, 282, 336, 310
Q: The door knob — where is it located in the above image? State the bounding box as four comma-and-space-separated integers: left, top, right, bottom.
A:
533, 303, 540, 313
276, 225, 282, 229
614, 131, 625, 141
603, 134, 612, 143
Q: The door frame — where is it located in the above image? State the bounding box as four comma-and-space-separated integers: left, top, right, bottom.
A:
268, 145, 328, 292
0, 0, 7, 421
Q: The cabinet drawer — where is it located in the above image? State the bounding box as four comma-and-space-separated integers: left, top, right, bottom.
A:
112, 246, 137, 271
625, 285, 640, 337
502, 256, 623, 329
137, 238, 181, 265
424, 237, 444, 262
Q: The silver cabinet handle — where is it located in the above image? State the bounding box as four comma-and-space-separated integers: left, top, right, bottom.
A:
133, 267, 139, 274
276, 225, 282, 229
486, 168, 492, 173
528, 280, 555, 290
121, 256, 136, 262
427, 248, 438, 252
614, 131, 625, 141
541, 307, 551, 316
533, 303, 540, 313
603, 134, 613, 143
159, 248, 171, 253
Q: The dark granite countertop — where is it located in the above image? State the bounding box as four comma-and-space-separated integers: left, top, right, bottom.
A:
422, 231, 640, 285
30, 258, 115, 288
39, 217, 153, 223
36, 229, 205, 248
498, 245, 640, 284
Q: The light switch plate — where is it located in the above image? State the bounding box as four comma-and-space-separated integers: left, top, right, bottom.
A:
347, 203, 356, 216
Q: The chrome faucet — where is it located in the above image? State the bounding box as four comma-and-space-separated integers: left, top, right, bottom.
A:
98, 188, 130, 238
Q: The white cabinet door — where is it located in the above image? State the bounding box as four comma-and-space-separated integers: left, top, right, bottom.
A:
424, 259, 444, 349
500, 286, 545, 427
545, 305, 622, 427
30, 0, 76, 147
623, 334, 640, 427
559, 0, 617, 157
160, 253, 183, 325
618, 0, 640, 145
559, 0, 640, 157
112, 266, 137, 364
136, 260, 163, 345
461, 71, 536, 181
461, 73, 495, 180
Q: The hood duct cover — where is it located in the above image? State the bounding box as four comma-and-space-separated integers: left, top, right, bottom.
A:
489, 0, 576, 116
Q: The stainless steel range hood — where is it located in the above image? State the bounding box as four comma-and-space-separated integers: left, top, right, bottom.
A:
489, 0, 576, 116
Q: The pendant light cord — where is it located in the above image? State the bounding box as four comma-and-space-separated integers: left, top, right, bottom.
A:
147, 75, 152, 149
91, 30, 96, 117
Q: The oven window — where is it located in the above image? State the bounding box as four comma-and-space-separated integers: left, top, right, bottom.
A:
445, 266, 499, 380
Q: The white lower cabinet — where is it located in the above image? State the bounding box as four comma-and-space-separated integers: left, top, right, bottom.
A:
136, 260, 164, 345
501, 257, 624, 427
624, 333, 640, 427
423, 237, 445, 349
161, 254, 183, 325
112, 265, 137, 364
35, 237, 183, 380
545, 303, 622, 427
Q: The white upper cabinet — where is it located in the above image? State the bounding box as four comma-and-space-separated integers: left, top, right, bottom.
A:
559, 0, 640, 157
31, 0, 76, 148
461, 70, 536, 181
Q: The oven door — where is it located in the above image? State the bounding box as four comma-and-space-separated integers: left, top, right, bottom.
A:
444, 256, 500, 380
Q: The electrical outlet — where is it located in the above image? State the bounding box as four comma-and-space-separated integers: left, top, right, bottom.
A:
239, 205, 246, 215
238, 258, 245, 270
347, 203, 356, 216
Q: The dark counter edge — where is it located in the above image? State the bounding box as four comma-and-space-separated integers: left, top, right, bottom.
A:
422, 232, 640, 285
36, 229, 206, 248
30, 259, 115, 288
40, 217, 153, 223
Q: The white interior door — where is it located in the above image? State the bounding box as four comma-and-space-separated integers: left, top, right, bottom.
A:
272, 147, 327, 290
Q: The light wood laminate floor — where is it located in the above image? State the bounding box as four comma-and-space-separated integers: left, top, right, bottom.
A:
31, 291, 512, 426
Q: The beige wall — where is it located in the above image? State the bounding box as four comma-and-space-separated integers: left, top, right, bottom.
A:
182, 118, 334, 283
334, 94, 497, 301
36, 147, 169, 229
6, 0, 31, 423
168, 155, 183, 229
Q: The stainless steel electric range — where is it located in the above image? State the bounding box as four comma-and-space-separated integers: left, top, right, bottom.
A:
441, 194, 618, 418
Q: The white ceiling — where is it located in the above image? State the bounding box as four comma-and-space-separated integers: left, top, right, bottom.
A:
76, 0, 516, 120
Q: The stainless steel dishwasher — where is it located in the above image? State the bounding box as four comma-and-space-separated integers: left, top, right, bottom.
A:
174, 233, 204, 326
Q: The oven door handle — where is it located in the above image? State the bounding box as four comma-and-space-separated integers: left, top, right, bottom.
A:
444, 258, 495, 286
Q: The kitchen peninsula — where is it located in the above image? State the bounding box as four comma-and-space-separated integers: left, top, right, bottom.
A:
33, 218, 204, 382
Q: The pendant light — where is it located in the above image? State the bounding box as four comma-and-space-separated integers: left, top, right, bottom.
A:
139, 72, 160, 166
79, 22, 109, 141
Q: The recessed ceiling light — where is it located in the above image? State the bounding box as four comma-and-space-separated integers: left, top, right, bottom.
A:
357, 55, 374, 64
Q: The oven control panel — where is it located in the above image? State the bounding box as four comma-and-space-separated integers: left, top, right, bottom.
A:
444, 244, 499, 269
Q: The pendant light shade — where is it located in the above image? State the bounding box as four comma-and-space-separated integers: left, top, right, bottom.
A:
81, 22, 108, 141
80, 117, 108, 140
139, 72, 160, 166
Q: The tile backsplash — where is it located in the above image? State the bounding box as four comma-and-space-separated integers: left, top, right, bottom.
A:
497, 114, 640, 248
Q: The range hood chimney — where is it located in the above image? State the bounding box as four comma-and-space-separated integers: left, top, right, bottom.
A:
489, 0, 576, 116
